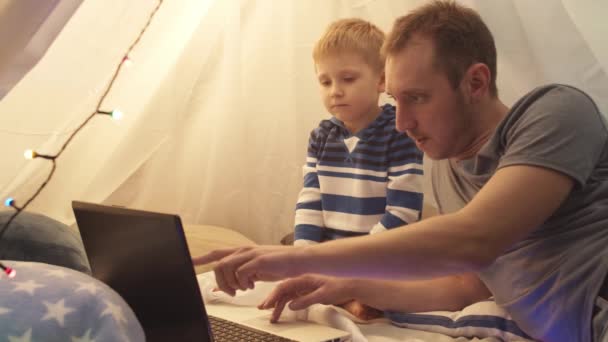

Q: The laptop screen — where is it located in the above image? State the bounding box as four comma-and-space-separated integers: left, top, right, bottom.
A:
72, 201, 212, 342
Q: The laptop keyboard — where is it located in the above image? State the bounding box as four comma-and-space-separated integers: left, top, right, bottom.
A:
209, 315, 298, 341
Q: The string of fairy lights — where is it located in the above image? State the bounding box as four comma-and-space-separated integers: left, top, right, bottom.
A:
0, 0, 164, 278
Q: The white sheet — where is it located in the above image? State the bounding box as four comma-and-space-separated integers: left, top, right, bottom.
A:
197, 272, 503, 342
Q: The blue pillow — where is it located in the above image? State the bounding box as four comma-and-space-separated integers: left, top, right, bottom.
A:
0, 261, 144, 341
0, 211, 90, 274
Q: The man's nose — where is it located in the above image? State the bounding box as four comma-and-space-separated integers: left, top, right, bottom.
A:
395, 106, 416, 132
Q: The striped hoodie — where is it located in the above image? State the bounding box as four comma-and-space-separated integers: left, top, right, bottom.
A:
294, 104, 424, 245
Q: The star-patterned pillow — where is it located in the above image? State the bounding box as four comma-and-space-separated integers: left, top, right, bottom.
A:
0, 261, 144, 342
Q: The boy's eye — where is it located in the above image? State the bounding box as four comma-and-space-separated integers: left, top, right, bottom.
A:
343, 77, 355, 83
319, 80, 330, 86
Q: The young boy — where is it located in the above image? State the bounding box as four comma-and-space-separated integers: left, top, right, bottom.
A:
294, 18, 424, 247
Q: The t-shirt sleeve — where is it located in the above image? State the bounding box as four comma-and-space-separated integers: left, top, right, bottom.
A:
498, 85, 607, 187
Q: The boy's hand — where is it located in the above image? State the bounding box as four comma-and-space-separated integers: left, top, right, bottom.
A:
258, 274, 354, 323
192, 245, 303, 296
337, 300, 384, 321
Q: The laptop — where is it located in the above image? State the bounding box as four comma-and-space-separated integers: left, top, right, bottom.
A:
72, 201, 351, 342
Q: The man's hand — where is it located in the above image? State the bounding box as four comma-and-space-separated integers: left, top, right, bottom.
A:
192, 245, 303, 296
258, 274, 356, 323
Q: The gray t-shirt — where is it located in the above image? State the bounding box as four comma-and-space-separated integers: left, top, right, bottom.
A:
432, 84, 608, 342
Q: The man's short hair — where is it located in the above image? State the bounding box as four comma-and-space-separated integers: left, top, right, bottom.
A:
313, 18, 385, 72
383, 1, 498, 97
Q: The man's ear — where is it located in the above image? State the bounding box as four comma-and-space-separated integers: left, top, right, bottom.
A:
464, 63, 490, 103
378, 71, 386, 93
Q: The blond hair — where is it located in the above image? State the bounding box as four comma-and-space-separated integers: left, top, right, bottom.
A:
313, 18, 385, 72
383, 1, 498, 97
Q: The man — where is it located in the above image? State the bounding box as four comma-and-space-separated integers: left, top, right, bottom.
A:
194, 2, 608, 341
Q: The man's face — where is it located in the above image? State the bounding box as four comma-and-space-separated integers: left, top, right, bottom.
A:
386, 38, 474, 160
315, 52, 384, 133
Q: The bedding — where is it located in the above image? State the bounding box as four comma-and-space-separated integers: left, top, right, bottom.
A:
198, 272, 533, 342
385, 300, 533, 341
0, 261, 144, 341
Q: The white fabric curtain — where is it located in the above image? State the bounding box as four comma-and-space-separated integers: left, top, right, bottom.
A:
0, 0, 82, 100
1, 0, 606, 244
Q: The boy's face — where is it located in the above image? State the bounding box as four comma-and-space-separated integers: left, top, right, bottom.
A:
386, 37, 477, 160
315, 52, 385, 133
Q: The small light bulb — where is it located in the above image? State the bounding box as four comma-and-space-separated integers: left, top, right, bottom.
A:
24, 149, 37, 159
122, 56, 133, 67
111, 110, 124, 121
4, 197, 14, 207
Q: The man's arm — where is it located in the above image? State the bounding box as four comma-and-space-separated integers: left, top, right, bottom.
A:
350, 273, 489, 312
296, 164, 574, 279
259, 273, 489, 322
196, 164, 574, 292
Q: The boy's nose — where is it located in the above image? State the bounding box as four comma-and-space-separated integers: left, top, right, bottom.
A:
330, 85, 344, 97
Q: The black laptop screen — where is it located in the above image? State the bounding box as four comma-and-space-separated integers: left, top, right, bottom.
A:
72, 201, 212, 342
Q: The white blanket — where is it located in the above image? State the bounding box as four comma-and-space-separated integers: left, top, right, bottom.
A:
197, 272, 530, 342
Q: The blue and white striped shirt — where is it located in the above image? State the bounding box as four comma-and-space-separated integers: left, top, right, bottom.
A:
294, 104, 424, 245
